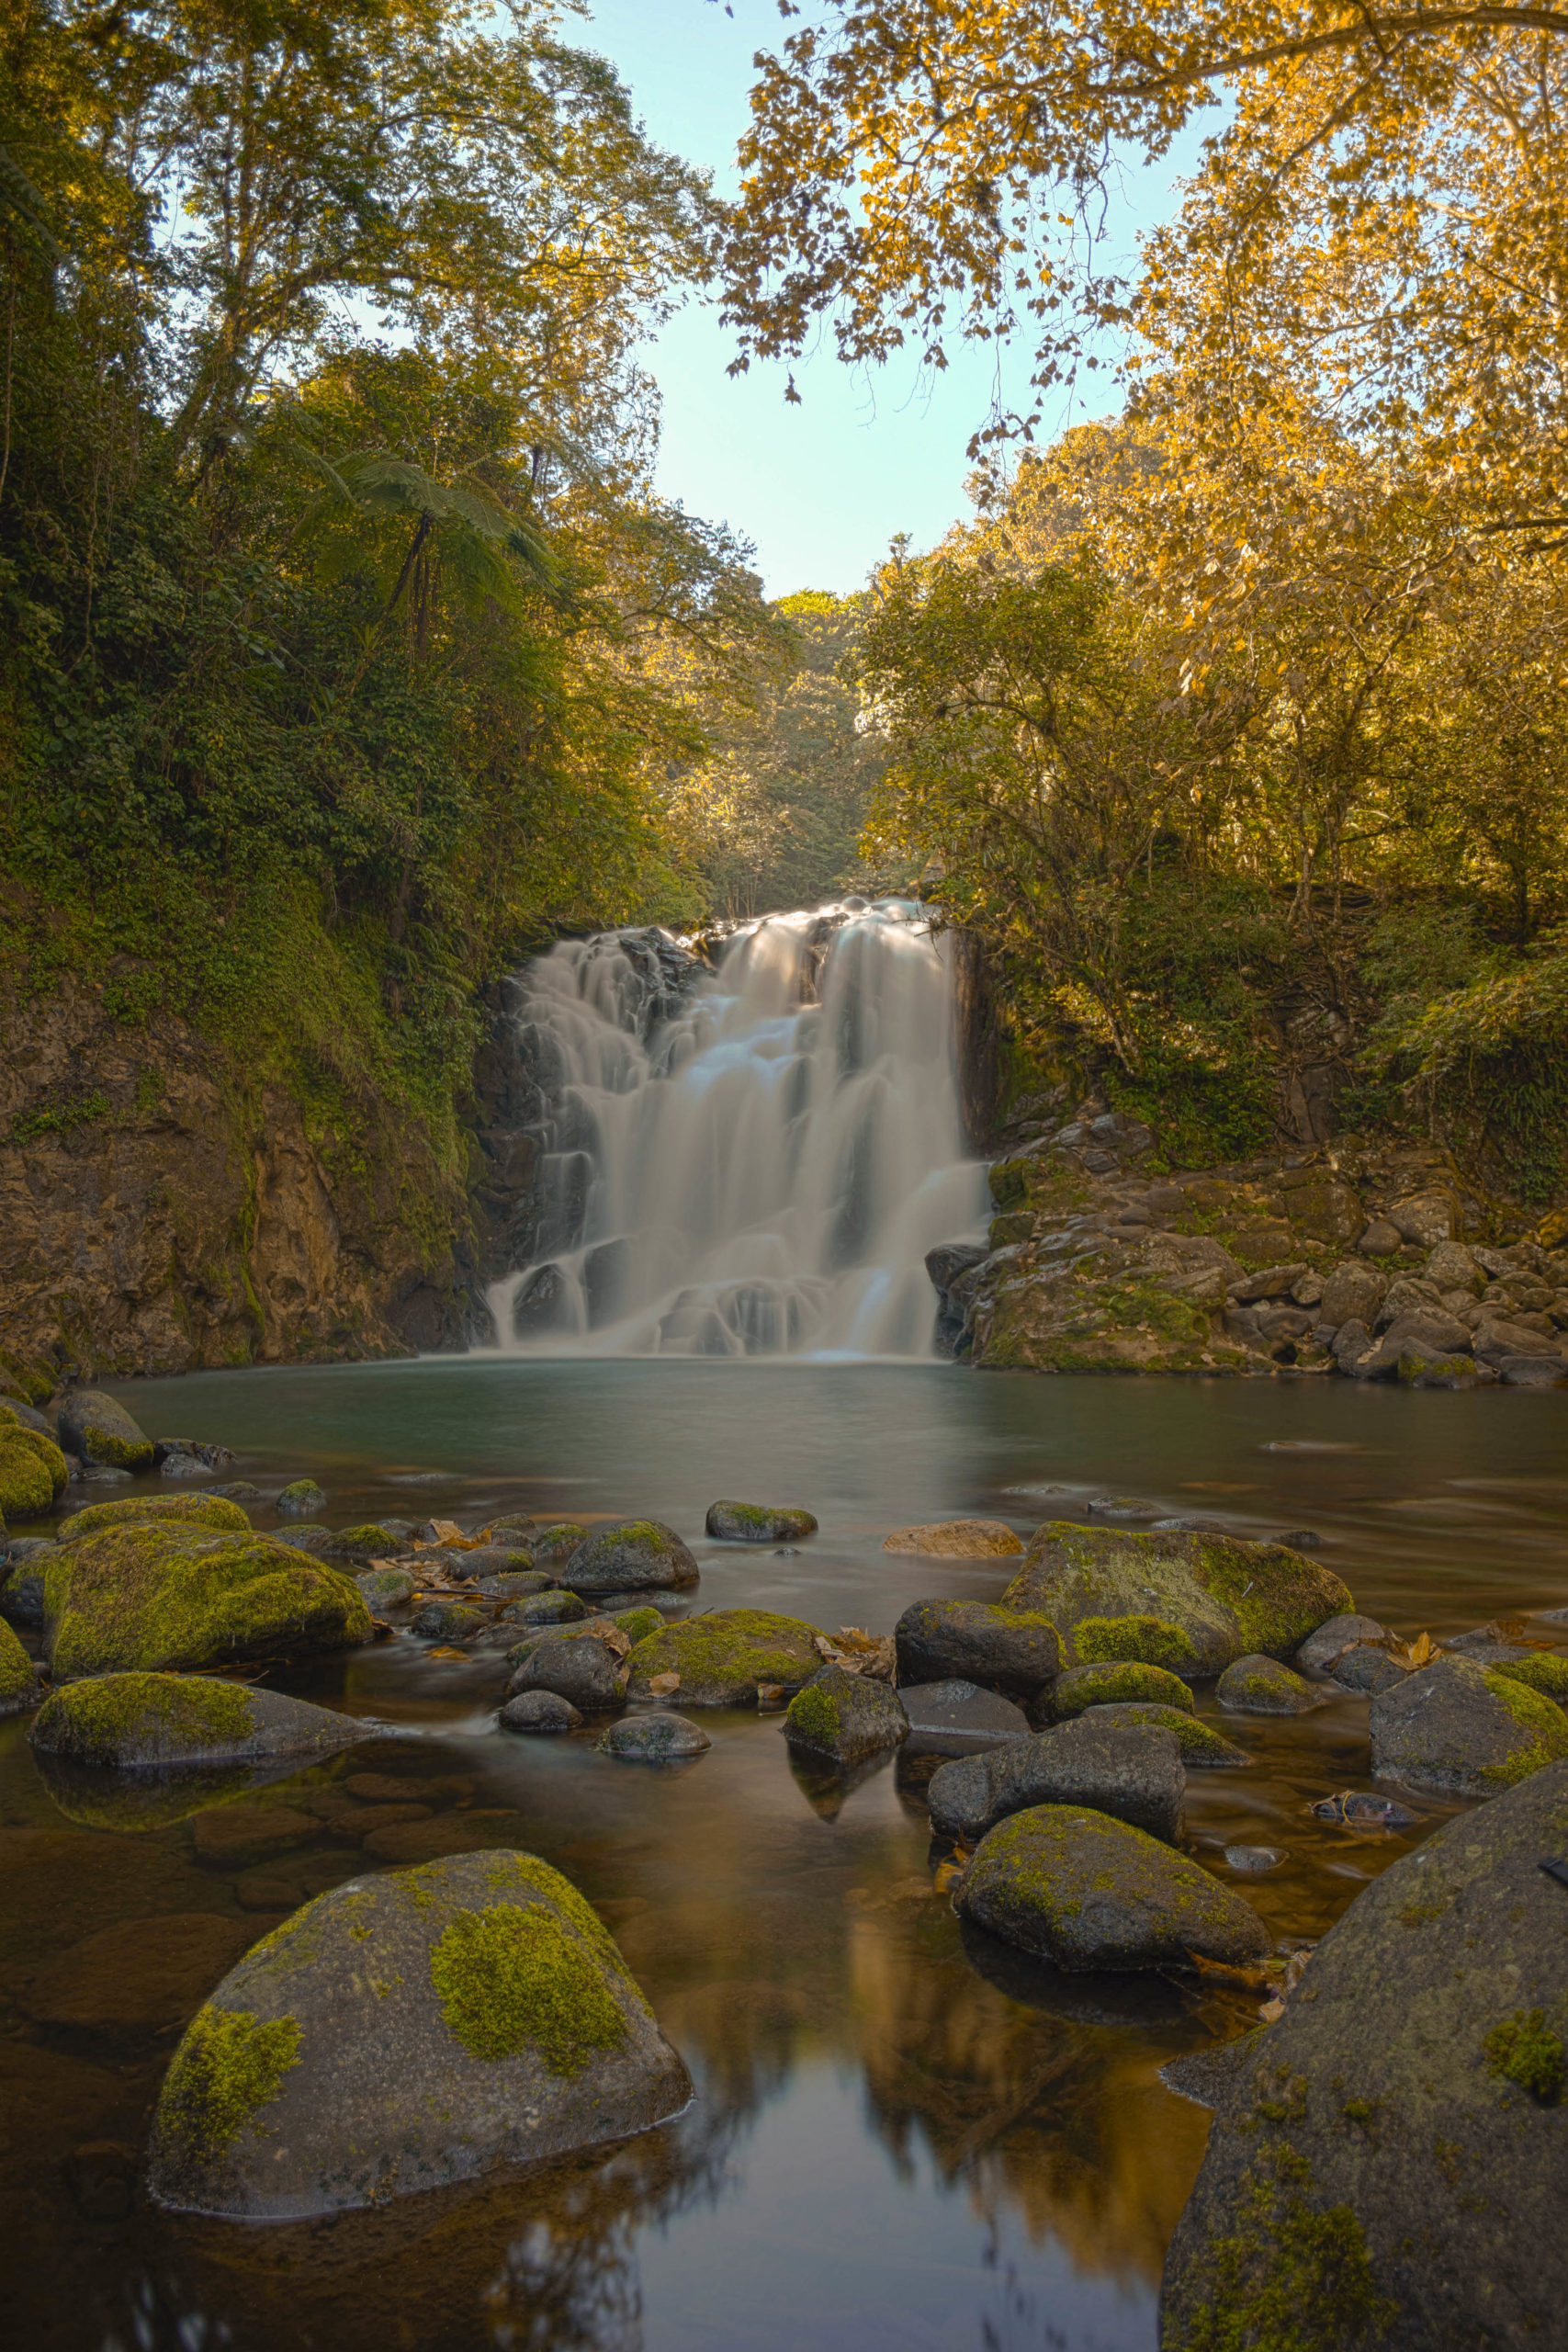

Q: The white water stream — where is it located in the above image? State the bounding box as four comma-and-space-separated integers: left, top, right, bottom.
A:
483, 899, 989, 1358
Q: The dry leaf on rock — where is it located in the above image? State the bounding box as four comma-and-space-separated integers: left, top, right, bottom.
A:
648, 1671, 681, 1694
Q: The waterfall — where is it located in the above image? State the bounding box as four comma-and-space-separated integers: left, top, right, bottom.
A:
481, 899, 990, 1358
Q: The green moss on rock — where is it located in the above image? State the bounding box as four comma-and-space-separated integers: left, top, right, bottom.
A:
0, 1616, 39, 1712
0, 1422, 69, 1518
785, 1682, 840, 1748
1051, 1659, 1195, 1715
1478, 1672, 1568, 1788
56, 1493, 251, 1544
613, 1606, 663, 1645
157, 2003, 303, 2165
1166, 2143, 1398, 2352
1080, 1701, 1252, 1767
1074, 1614, 1201, 1672
626, 1608, 825, 1705
32, 1670, 254, 1763
1494, 1654, 1568, 1706
430, 1902, 627, 2074
1484, 2008, 1566, 2103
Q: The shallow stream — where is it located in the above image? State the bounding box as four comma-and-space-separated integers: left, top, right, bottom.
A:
6, 1361, 1568, 2351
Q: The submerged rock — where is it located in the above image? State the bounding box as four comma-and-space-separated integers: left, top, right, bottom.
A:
145, 1850, 693, 2218
534, 1522, 592, 1566
625, 1609, 823, 1706
44, 1521, 371, 1680
28, 1674, 368, 1770
355, 1566, 416, 1611
276, 1479, 327, 1515
498, 1690, 582, 1736
1162, 1760, 1568, 2350
705, 1500, 818, 1542
784, 1664, 908, 1766
1370, 1656, 1568, 1794
1003, 1523, 1353, 1678
0, 1409, 70, 1519
1077, 1701, 1253, 1768
881, 1519, 1024, 1558
508, 1634, 625, 1715
900, 1678, 1031, 1752
0, 1616, 40, 1716
1216, 1655, 1329, 1715
894, 1598, 1061, 1696
930, 1721, 1184, 1845
597, 1711, 711, 1761
564, 1520, 699, 1593
1047, 1659, 1193, 1719
53, 1389, 154, 1472
956, 1804, 1270, 1971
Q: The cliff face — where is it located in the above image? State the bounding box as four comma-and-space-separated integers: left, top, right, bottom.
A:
0, 973, 476, 1384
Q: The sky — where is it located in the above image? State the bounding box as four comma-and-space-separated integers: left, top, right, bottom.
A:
579, 0, 1204, 596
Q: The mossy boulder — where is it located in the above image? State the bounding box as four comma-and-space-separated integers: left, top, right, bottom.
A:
1162, 1759, 1568, 2350
145, 1849, 693, 2218
1048, 1659, 1194, 1719
957, 1803, 1269, 1971
56, 1493, 252, 1544
1371, 1656, 1568, 1794
597, 1711, 711, 1761
0, 1616, 40, 1716
534, 1522, 592, 1566
410, 1600, 484, 1643
784, 1664, 908, 1765
705, 1500, 818, 1543
276, 1479, 326, 1514
613, 1605, 664, 1645
0, 1424, 68, 1522
328, 1523, 408, 1558
562, 1520, 699, 1594
930, 1721, 1185, 1845
53, 1389, 154, 1471
507, 1634, 625, 1715
1216, 1654, 1329, 1716
355, 1566, 416, 1612
503, 1589, 587, 1628
1494, 1652, 1568, 1706
894, 1598, 1062, 1697
1000, 1523, 1353, 1679
881, 1519, 1024, 1558
43, 1523, 371, 1681
625, 1609, 824, 1706
1077, 1702, 1252, 1768
28, 1672, 368, 1770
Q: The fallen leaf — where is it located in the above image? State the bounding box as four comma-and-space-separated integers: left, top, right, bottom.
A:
756, 1682, 787, 1711
648, 1671, 681, 1694
1184, 1950, 1279, 1995
1258, 1996, 1285, 2023
426, 1645, 471, 1661
931, 1859, 965, 1895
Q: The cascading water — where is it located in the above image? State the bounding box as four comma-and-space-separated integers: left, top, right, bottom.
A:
482, 899, 990, 1358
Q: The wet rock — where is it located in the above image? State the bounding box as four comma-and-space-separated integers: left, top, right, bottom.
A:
612, 1605, 664, 1645
881, 1519, 1025, 1557
1500, 1354, 1567, 1387
1216, 1655, 1328, 1714
1077, 1702, 1253, 1768
930, 1720, 1184, 1844
1330, 1644, 1409, 1695
410, 1601, 485, 1642
55, 1493, 252, 1544
154, 1440, 235, 1473
563, 1520, 699, 1594
1309, 1789, 1417, 1826
1399, 1343, 1478, 1388
625, 1609, 823, 1706
1162, 1760, 1568, 2350
1426, 1238, 1483, 1295
1001, 1523, 1353, 1678
534, 1522, 592, 1566
498, 1690, 582, 1735
44, 1521, 371, 1680
1223, 1846, 1284, 1872
1371, 1656, 1568, 1794
956, 1804, 1270, 1971
1047, 1659, 1193, 1719
1493, 1653, 1568, 1705
447, 1544, 537, 1578
705, 1500, 818, 1543
1296, 1612, 1390, 1674
508, 1634, 625, 1715
0, 1408, 70, 1518
145, 1850, 693, 2218
30, 1913, 256, 2035
1472, 1318, 1562, 1366
487, 1513, 537, 1542
784, 1664, 908, 1765
29, 1673, 368, 1770
473, 1571, 552, 1601
894, 1598, 1061, 1697
269, 1523, 338, 1556
0, 1615, 40, 1715
275, 1479, 327, 1514
0, 1566, 45, 1630
1358, 1219, 1404, 1256
899, 1678, 1031, 1752
327, 1522, 409, 1559
53, 1389, 155, 1472
503, 1589, 587, 1628
192, 1803, 320, 1869
355, 1566, 416, 1611
597, 1711, 711, 1761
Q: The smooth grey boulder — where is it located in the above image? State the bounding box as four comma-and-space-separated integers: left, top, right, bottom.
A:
410, 1601, 484, 1643
899, 1678, 1031, 1753
28, 1672, 368, 1770
705, 1500, 818, 1543
1216, 1654, 1328, 1714
1330, 1643, 1409, 1696
145, 1850, 692, 2218
956, 1804, 1270, 1972
446, 1543, 536, 1577
1077, 1702, 1252, 1768
564, 1520, 699, 1593
356, 1566, 416, 1611
1398, 1343, 1479, 1388
1318, 1260, 1388, 1329
1296, 1612, 1390, 1674
507, 1634, 626, 1715
597, 1711, 711, 1761
1500, 1354, 1567, 1387
784, 1664, 908, 1765
498, 1690, 582, 1735
929, 1721, 1183, 1845
473, 1571, 552, 1600
53, 1389, 154, 1471
1162, 1760, 1568, 2350
503, 1589, 587, 1627
1370, 1655, 1568, 1794
894, 1598, 1062, 1697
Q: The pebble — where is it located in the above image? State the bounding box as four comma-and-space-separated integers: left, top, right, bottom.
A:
1224, 1845, 1286, 1873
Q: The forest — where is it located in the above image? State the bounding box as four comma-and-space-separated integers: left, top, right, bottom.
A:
3, 0, 1567, 1202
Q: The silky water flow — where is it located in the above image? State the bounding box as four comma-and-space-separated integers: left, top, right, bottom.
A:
484, 900, 991, 1357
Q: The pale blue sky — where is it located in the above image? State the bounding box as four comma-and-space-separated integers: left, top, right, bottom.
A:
579, 0, 1204, 595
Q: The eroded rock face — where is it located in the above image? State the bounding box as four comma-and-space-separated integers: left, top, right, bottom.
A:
28, 1674, 368, 1770
1001, 1524, 1353, 1679
894, 1598, 1061, 1696
625, 1610, 824, 1706
563, 1521, 699, 1593
145, 1850, 693, 2219
1161, 1761, 1568, 2350
1370, 1656, 1568, 1794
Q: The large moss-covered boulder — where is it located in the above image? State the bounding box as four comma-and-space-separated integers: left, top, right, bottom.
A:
1161, 1760, 1568, 2351
564, 1520, 699, 1594
28, 1672, 368, 1770
625, 1609, 824, 1705
0, 1616, 40, 1716
705, 1500, 818, 1542
56, 1492, 252, 1544
784, 1664, 908, 1765
53, 1388, 154, 1470
1370, 1656, 1568, 1794
1048, 1659, 1194, 1719
956, 1804, 1270, 1971
43, 1523, 371, 1681
1000, 1523, 1353, 1679
145, 1850, 693, 2218
0, 1411, 69, 1520
894, 1598, 1061, 1696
